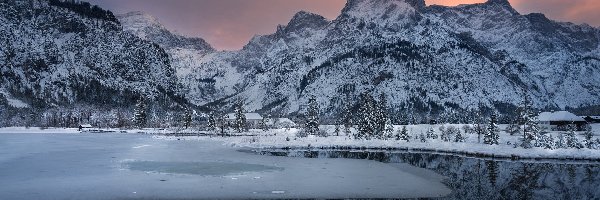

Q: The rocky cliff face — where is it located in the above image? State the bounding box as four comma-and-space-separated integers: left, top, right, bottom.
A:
0, 0, 183, 112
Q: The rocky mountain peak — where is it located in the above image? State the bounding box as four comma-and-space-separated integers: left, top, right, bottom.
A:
284, 11, 329, 33
118, 11, 214, 52
483, 0, 519, 15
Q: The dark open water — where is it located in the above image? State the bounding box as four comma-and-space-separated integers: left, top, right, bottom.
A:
258, 149, 600, 200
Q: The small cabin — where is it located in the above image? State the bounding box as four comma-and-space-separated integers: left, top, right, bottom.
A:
537, 111, 587, 131
78, 124, 93, 131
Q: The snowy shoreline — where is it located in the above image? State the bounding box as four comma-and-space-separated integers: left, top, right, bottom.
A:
2, 124, 600, 162
156, 124, 600, 162
165, 135, 600, 162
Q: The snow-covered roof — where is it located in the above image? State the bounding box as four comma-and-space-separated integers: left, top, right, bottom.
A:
79, 124, 93, 128
537, 111, 585, 122
226, 113, 263, 120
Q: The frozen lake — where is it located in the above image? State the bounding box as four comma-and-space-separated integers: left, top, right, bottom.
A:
0, 133, 450, 199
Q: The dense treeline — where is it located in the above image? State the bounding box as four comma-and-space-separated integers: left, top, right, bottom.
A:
48, 0, 119, 23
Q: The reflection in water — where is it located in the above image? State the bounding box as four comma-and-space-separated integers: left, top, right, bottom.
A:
259, 150, 600, 199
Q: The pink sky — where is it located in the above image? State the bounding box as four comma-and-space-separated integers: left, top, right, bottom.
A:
89, 0, 600, 50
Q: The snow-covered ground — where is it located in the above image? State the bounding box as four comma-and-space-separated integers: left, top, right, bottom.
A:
156, 124, 600, 161
0, 132, 450, 199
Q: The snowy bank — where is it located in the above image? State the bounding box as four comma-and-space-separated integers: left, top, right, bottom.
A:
156, 124, 600, 161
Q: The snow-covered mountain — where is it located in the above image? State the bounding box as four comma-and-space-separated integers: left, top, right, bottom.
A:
147, 0, 598, 122
0, 0, 184, 112
117, 11, 217, 106
5, 0, 598, 124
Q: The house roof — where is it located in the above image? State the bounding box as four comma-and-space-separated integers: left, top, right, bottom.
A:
538, 111, 585, 122
226, 113, 263, 120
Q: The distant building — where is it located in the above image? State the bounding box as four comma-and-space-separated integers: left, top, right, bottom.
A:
225, 113, 263, 128
78, 124, 93, 131
537, 111, 587, 131
581, 116, 600, 124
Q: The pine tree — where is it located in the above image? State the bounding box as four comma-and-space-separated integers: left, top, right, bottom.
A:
183, 108, 192, 129
583, 125, 594, 149
305, 96, 320, 135
259, 116, 269, 132
426, 127, 437, 139
356, 93, 376, 139
397, 126, 410, 142
419, 132, 427, 143
334, 124, 341, 136
439, 125, 450, 142
519, 94, 539, 149
484, 113, 500, 145
537, 132, 555, 149
207, 111, 217, 132
132, 97, 147, 128
217, 114, 227, 136
384, 118, 395, 139
233, 102, 247, 133
373, 93, 388, 139
556, 133, 566, 149
506, 122, 521, 136
565, 124, 583, 149
342, 98, 353, 136
453, 127, 465, 143
473, 104, 485, 143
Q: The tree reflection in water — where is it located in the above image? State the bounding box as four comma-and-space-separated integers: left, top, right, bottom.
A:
260, 150, 600, 199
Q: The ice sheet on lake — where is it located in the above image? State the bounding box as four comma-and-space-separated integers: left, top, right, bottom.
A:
0, 133, 451, 199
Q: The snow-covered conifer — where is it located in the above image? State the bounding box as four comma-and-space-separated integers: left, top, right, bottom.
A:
182, 108, 192, 129
342, 99, 353, 136
484, 113, 500, 145
419, 132, 427, 143
207, 111, 217, 132
374, 93, 389, 139
506, 122, 521, 136
234, 102, 246, 133
397, 126, 410, 142
356, 93, 376, 139
453, 127, 465, 143
439, 125, 451, 142
565, 124, 583, 149
583, 125, 594, 149
384, 118, 394, 139
305, 96, 320, 135
537, 132, 555, 149
132, 97, 147, 128
519, 94, 539, 149
556, 133, 566, 149
260, 116, 269, 132
426, 127, 437, 139
334, 124, 341, 136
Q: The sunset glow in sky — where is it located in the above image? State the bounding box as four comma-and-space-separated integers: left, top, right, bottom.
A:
88, 0, 600, 50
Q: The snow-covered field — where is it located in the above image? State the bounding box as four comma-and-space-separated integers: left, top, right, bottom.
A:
156, 124, 600, 161
0, 132, 450, 199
